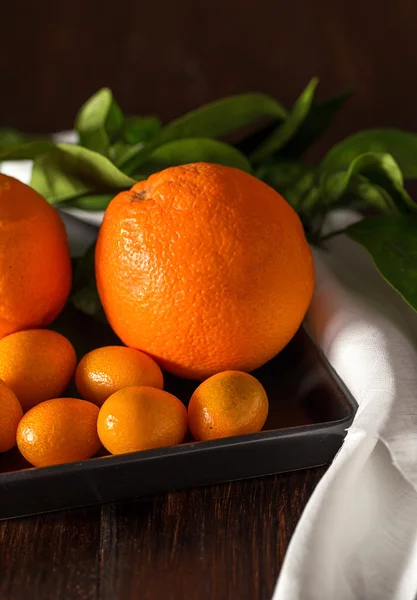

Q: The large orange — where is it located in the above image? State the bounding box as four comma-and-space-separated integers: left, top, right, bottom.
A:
0, 174, 71, 340
96, 163, 314, 379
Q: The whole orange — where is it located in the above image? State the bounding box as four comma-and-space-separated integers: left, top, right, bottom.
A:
0, 329, 77, 411
188, 370, 269, 441
97, 386, 188, 454
0, 174, 71, 340
0, 379, 23, 452
16, 398, 101, 467
75, 345, 164, 406
96, 163, 314, 380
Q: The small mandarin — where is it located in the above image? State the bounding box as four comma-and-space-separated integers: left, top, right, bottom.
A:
75, 345, 164, 407
188, 370, 269, 441
97, 386, 188, 455
0, 329, 77, 411
16, 398, 101, 468
0, 379, 23, 452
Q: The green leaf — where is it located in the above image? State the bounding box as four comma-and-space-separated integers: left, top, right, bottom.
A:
61, 193, 115, 211
256, 159, 314, 209
119, 93, 287, 174
123, 116, 161, 144
279, 89, 352, 158
30, 144, 136, 204
75, 88, 123, 156
140, 138, 252, 174
320, 152, 414, 213
0, 140, 55, 161
346, 216, 417, 312
321, 129, 417, 179
250, 78, 319, 163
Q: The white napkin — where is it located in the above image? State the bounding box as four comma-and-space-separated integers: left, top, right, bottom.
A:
3, 150, 417, 598
275, 214, 417, 600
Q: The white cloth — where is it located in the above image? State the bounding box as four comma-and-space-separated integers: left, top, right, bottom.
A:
2, 146, 417, 599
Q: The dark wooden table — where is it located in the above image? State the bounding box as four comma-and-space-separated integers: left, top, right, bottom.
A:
0, 467, 325, 599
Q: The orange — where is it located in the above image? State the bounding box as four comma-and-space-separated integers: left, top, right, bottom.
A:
75, 345, 164, 407
188, 370, 269, 441
97, 386, 188, 454
0, 379, 23, 452
0, 329, 77, 411
96, 163, 314, 380
16, 398, 101, 467
0, 174, 71, 340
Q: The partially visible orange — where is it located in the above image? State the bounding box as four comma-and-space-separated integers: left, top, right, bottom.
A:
188, 370, 269, 441
0, 174, 71, 340
0, 379, 23, 452
0, 329, 77, 411
75, 345, 164, 407
96, 162, 314, 380
16, 398, 101, 467
97, 386, 188, 455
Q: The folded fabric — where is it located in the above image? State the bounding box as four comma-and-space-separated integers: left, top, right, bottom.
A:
274, 224, 417, 600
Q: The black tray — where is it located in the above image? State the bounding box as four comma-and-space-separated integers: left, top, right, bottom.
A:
0, 321, 356, 520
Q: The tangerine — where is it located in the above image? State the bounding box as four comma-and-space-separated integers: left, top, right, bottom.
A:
0, 329, 77, 411
0, 379, 23, 452
75, 345, 164, 407
16, 398, 101, 467
96, 163, 314, 379
188, 370, 269, 441
97, 386, 188, 454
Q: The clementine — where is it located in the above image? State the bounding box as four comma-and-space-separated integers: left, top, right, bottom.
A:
188, 370, 269, 441
97, 386, 188, 454
0, 329, 77, 411
96, 163, 314, 380
0, 174, 71, 340
75, 345, 164, 406
16, 398, 101, 467
0, 379, 23, 452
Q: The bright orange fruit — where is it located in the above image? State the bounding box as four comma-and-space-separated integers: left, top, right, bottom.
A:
0, 379, 23, 452
0, 174, 71, 340
188, 370, 269, 441
0, 329, 77, 411
16, 398, 101, 467
75, 345, 164, 406
96, 163, 314, 380
97, 386, 188, 455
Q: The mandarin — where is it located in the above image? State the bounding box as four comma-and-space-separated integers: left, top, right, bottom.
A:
0, 329, 77, 411
0, 174, 71, 340
75, 345, 164, 407
188, 370, 269, 441
96, 163, 314, 380
0, 379, 23, 452
16, 398, 101, 467
97, 386, 188, 455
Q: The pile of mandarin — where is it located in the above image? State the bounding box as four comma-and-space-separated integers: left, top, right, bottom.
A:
0, 329, 269, 468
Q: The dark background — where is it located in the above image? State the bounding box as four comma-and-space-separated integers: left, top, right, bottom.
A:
1, 0, 417, 155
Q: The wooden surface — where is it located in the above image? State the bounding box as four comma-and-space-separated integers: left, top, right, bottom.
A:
0, 468, 325, 600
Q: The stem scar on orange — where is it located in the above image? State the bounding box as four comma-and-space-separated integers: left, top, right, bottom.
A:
96, 162, 314, 380
0, 174, 71, 340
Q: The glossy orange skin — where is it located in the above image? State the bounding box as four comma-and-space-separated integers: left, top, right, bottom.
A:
0, 174, 71, 340
0, 329, 77, 411
0, 379, 23, 452
188, 370, 269, 441
16, 398, 101, 468
96, 163, 314, 380
75, 345, 164, 407
97, 386, 188, 455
